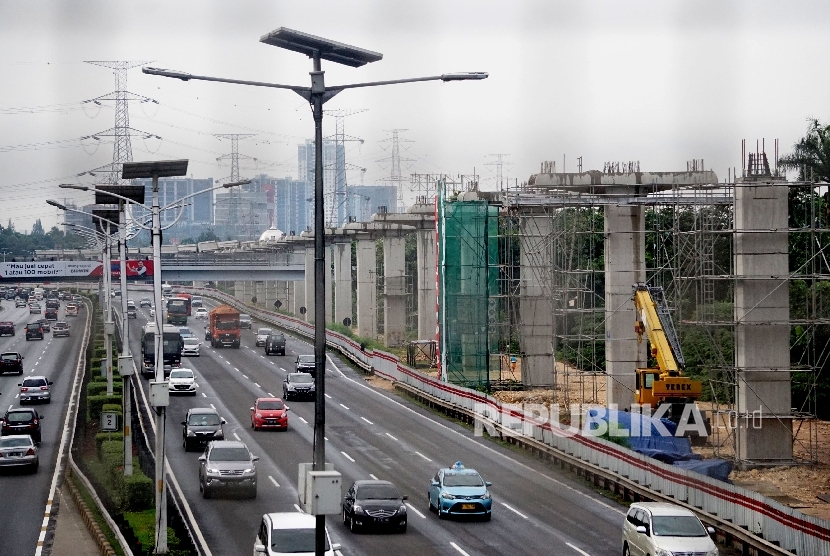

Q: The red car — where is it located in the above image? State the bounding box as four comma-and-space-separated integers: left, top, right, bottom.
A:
250, 398, 288, 431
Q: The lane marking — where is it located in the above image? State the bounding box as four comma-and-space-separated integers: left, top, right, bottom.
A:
299, 417, 308, 424
267, 392, 275, 398
324, 393, 331, 399
341, 451, 355, 463
361, 417, 373, 425
450, 542, 472, 556
269, 476, 280, 488
293, 504, 302, 513
202, 392, 207, 398
386, 433, 398, 441
414, 451, 432, 462
339, 403, 350, 410
210, 404, 217, 410
233, 432, 241, 441
566, 543, 591, 556
502, 502, 528, 519
253, 383, 260, 388
369, 474, 379, 480
280, 368, 287, 373
242, 374, 248, 379
405, 502, 426, 519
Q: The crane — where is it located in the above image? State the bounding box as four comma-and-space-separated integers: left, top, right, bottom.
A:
632, 284, 702, 424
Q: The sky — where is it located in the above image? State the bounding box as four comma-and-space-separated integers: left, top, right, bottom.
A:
1, 0, 829, 233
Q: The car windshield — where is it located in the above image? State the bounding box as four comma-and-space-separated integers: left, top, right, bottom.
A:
270, 529, 329, 552
169, 370, 193, 379
651, 515, 708, 537
1, 354, 18, 362
184, 338, 198, 346
258, 401, 284, 410
443, 473, 485, 487
298, 356, 314, 364
27, 324, 40, 330
6, 411, 34, 423
22, 378, 46, 388
0, 437, 32, 448
257, 328, 272, 335
209, 447, 250, 462
358, 484, 401, 500
188, 413, 220, 426
216, 320, 237, 330
291, 374, 313, 384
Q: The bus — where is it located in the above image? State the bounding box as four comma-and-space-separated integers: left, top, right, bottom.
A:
167, 297, 190, 325
140, 323, 183, 377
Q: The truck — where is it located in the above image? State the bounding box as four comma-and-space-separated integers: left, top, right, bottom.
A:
177, 292, 193, 315
167, 297, 189, 325
161, 283, 173, 298
632, 284, 703, 425
207, 305, 240, 348
141, 323, 184, 377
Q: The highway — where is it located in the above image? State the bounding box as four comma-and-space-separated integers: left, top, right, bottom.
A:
126, 291, 625, 556
0, 296, 89, 556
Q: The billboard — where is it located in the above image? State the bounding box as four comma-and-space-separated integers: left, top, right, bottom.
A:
0, 260, 154, 280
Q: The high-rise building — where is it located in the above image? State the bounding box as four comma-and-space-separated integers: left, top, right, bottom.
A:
130, 177, 214, 225
345, 185, 399, 222
251, 175, 310, 235
298, 139, 345, 227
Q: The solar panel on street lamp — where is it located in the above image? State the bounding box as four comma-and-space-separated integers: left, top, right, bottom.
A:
260, 27, 382, 68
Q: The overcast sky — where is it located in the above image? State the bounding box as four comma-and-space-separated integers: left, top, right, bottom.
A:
1, 0, 829, 232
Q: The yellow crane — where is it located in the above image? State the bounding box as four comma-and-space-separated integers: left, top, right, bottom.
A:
633, 284, 702, 422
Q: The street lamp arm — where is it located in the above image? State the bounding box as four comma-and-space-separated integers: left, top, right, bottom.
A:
327, 72, 489, 92
143, 67, 311, 95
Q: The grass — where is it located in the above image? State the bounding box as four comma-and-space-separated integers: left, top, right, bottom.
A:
67, 472, 126, 556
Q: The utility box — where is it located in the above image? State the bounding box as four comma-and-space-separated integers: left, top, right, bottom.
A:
149, 380, 169, 407
306, 470, 342, 515
104, 321, 115, 335
117, 355, 134, 377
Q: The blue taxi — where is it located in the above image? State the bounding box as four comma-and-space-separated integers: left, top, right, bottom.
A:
428, 462, 492, 520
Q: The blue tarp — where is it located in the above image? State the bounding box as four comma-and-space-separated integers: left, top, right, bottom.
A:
673, 458, 733, 482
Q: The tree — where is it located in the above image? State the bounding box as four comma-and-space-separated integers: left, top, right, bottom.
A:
31, 219, 44, 236
778, 118, 830, 182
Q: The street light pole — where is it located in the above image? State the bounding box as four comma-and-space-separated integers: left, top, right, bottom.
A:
104, 220, 114, 396
118, 201, 133, 476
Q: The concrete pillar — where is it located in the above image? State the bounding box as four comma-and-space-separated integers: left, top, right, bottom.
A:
325, 245, 333, 325
356, 238, 377, 339
416, 229, 437, 341
233, 280, 245, 301
519, 214, 554, 386
734, 180, 792, 462
292, 278, 305, 318
264, 281, 278, 311
304, 247, 314, 323
604, 200, 647, 410
333, 242, 353, 327
384, 235, 407, 346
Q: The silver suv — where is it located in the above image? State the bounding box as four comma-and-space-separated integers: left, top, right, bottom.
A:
19, 376, 52, 404
198, 440, 258, 499
622, 502, 718, 556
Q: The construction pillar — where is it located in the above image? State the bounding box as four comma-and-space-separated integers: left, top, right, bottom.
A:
519, 214, 554, 386
734, 179, 792, 462
304, 247, 315, 322
416, 228, 437, 341
384, 234, 407, 346
325, 245, 333, 325
356, 238, 377, 339
292, 277, 305, 318
333, 242, 353, 327
604, 199, 647, 410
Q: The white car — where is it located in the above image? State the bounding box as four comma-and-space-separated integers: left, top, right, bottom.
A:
622, 502, 718, 556
149, 306, 155, 318
195, 307, 208, 319
181, 337, 201, 357
255, 328, 273, 347
168, 368, 196, 395
254, 512, 340, 556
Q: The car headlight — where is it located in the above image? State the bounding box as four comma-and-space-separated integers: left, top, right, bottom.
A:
187, 430, 195, 437
482, 491, 491, 499
706, 550, 719, 556
243, 468, 255, 474
215, 431, 224, 437
287, 385, 295, 390
206, 467, 219, 474
256, 413, 263, 418
655, 550, 674, 556
399, 505, 407, 514
353, 505, 364, 514
441, 492, 455, 500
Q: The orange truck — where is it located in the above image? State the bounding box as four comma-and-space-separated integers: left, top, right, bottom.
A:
207, 304, 240, 348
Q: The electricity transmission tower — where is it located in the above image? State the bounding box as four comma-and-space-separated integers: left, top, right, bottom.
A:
378, 129, 414, 213
325, 109, 366, 226
82, 61, 159, 185
485, 153, 511, 191
215, 134, 256, 239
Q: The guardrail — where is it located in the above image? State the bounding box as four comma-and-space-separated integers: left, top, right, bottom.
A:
174, 285, 829, 556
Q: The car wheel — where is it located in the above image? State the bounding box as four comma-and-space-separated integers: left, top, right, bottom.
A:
349, 514, 358, 533
183, 438, 189, 451
249, 486, 257, 499
202, 482, 211, 499
483, 512, 492, 522
428, 493, 435, 512
342, 507, 348, 525
34, 434, 41, 444
18, 369, 23, 375
399, 522, 407, 534
622, 543, 630, 556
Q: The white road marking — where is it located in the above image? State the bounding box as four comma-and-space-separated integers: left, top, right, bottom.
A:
369, 474, 379, 480
361, 417, 373, 425
267, 392, 275, 398
299, 417, 308, 424
339, 403, 350, 410
386, 433, 398, 441
341, 451, 355, 463
502, 502, 528, 519
405, 502, 426, 519
269, 476, 280, 488
270, 361, 275, 365
253, 383, 260, 388
414, 451, 432, 462
242, 374, 248, 379
201, 392, 207, 397
293, 504, 302, 513
233, 432, 241, 441
566, 543, 591, 556
280, 368, 287, 372
234, 367, 240, 372
210, 404, 216, 410
324, 393, 332, 399
450, 542, 472, 556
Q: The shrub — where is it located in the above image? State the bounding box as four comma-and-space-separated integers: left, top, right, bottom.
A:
101, 403, 122, 414
95, 432, 124, 452
122, 470, 154, 511
87, 394, 122, 421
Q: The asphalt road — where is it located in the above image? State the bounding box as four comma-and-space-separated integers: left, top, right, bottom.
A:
127, 292, 625, 556
0, 297, 88, 556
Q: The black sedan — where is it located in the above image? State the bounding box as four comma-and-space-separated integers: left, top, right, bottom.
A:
342, 480, 408, 533
0, 352, 23, 375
